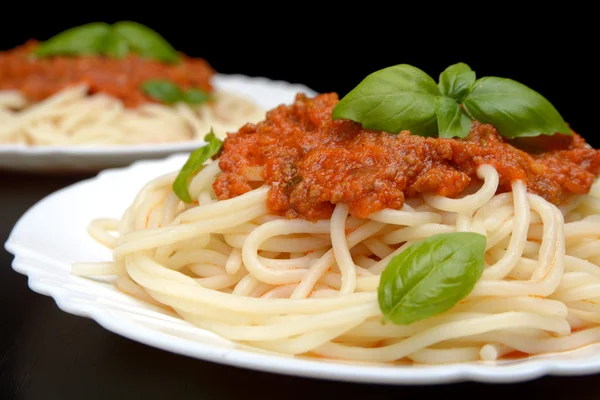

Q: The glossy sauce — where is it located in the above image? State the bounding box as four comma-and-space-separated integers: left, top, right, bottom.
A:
0, 40, 215, 108
214, 93, 600, 220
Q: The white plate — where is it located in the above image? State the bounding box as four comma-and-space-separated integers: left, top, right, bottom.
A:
0, 74, 316, 173
6, 155, 600, 385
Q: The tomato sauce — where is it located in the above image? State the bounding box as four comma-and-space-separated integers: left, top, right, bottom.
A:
214, 93, 600, 220
0, 40, 215, 108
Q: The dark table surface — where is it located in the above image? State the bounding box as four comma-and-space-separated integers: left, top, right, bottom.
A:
2, 169, 600, 400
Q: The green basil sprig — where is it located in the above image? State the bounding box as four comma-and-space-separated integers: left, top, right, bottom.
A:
109, 21, 180, 63
436, 96, 473, 139
332, 62, 571, 139
103, 28, 130, 59
31, 21, 180, 64
462, 77, 570, 138
331, 64, 440, 137
32, 22, 112, 58
438, 62, 475, 102
141, 79, 212, 105
377, 232, 486, 325
173, 130, 223, 203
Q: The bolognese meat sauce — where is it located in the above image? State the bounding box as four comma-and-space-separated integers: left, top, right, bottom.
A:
0, 40, 215, 108
214, 93, 600, 220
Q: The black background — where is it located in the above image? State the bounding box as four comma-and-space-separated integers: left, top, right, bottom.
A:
1, 7, 600, 400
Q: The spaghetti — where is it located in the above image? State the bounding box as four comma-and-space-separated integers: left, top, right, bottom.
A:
0, 85, 264, 145
0, 24, 265, 146
72, 62, 600, 365
72, 157, 600, 365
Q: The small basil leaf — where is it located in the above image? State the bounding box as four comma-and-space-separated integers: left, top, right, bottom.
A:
32, 22, 111, 58
185, 88, 212, 105
173, 131, 223, 203
332, 64, 440, 136
462, 77, 571, 138
141, 79, 185, 104
103, 30, 129, 59
438, 62, 476, 102
111, 21, 180, 63
377, 232, 486, 325
436, 96, 473, 139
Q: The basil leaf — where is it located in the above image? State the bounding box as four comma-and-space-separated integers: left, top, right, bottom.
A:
377, 232, 486, 325
436, 96, 472, 139
438, 62, 476, 102
185, 88, 212, 105
141, 79, 185, 104
32, 22, 111, 58
112, 21, 180, 64
173, 131, 223, 203
331, 64, 440, 136
462, 77, 571, 138
103, 30, 129, 59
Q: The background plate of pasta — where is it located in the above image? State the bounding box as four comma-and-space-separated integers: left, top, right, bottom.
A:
7, 62, 600, 385
0, 21, 316, 173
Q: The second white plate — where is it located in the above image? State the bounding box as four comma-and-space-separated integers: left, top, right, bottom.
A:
0, 74, 316, 173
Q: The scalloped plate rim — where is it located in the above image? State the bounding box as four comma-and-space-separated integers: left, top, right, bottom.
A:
5, 153, 600, 385
0, 74, 316, 172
